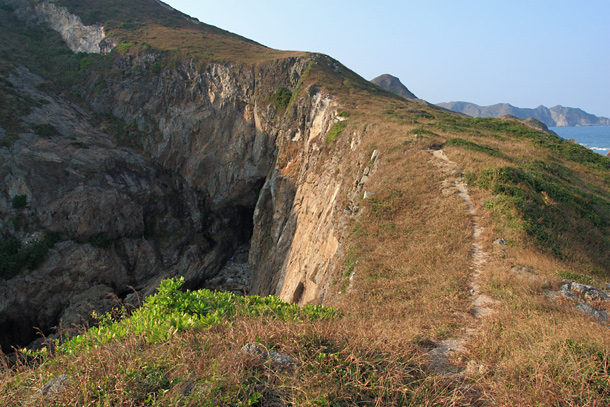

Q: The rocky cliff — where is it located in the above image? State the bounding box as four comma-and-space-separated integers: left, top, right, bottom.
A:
0, 0, 369, 351
437, 101, 610, 127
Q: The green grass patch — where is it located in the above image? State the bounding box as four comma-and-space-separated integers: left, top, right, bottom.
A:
473, 163, 610, 271
556, 270, 606, 288
446, 137, 506, 158
61, 277, 339, 353
408, 128, 439, 138
561, 340, 610, 398
326, 120, 348, 144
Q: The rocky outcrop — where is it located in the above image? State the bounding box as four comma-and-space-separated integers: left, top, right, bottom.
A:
437, 101, 610, 127
548, 281, 610, 324
5, 0, 115, 54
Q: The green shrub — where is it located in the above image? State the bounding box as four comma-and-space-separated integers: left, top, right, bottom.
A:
338, 111, 350, 117
11, 194, 27, 209
326, 121, 348, 144
93, 78, 106, 94
0, 3, 14, 12
0, 233, 58, 280
269, 87, 292, 110
79, 55, 93, 70
33, 123, 59, 138
117, 42, 135, 53
0, 238, 21, 279
150, 61, 163, 74
90, 234, 112, 248
11, 214, 25, 230
94, 113, 145, 150
70, 141, 89, 149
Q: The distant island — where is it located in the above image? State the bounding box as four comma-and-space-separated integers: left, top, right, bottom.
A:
370, 74, 417, 99
437, 102, 610, 127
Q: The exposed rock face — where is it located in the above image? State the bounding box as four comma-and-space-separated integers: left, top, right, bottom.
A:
6, 0, 115, 54
250, 92, 350, 303
438, 101, 610, 127
0, 22, 367, 350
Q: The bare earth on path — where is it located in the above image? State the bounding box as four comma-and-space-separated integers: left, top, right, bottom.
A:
427, 148, 497, 376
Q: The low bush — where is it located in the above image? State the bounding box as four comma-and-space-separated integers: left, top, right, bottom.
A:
0, 233, 59, 280
269, 87, 292, 110
89, 234, 112, 248
11, 194, 26, 209
32, 123, 59, 138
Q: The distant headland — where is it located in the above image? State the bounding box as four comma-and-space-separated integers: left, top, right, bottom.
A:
436, 101, 610, 127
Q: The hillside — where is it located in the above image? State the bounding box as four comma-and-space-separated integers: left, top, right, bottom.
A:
370, 73, 417, 99
1, 0, 610, 405
438, 101, 610, 127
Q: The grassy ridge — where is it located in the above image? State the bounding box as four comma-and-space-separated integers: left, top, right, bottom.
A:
55, 0, 305, 64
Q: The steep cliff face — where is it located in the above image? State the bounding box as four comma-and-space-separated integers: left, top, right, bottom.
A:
0, 1, 368, 351
249, 89, 376, 304
81, 51, 373, 304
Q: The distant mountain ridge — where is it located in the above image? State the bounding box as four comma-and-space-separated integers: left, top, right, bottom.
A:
370, 74, 416, 99
437, 101, 610, 127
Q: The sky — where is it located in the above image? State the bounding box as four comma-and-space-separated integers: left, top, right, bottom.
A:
164, 0, 610, 118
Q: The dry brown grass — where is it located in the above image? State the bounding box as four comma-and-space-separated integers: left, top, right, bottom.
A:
336, 131, 473, 343
319, 86, 610, 404
0, 317, 488, 406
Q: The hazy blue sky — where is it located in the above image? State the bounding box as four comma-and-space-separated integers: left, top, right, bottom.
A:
165, 0, 609, 117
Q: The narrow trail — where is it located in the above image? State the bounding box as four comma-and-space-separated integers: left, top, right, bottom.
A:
427, 149, 497, 376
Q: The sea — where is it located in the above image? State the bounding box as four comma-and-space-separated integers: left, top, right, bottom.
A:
551, 126, 610, 156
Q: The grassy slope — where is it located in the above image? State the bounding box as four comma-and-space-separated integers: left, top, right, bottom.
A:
1, 0, 610, 405
56, 0, 305, 64
332, 87, 610, 404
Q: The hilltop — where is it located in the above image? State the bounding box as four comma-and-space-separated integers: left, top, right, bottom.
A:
1, 0, 610, 405
370, 73, 417, 99
438, 101, 610, 127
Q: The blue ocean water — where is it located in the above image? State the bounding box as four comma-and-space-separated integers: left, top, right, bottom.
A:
551, 126, 610, 156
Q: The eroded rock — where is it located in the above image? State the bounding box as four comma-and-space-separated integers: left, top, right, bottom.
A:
549, 281, 610, 325
241, 344, 298, 370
